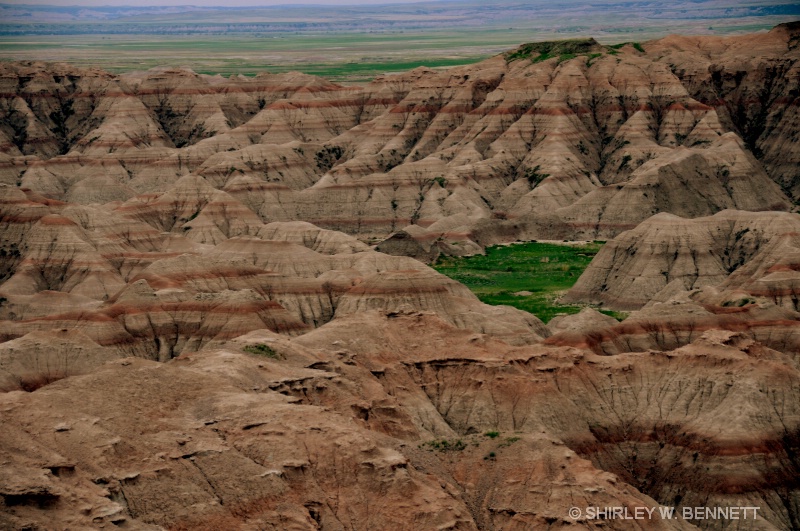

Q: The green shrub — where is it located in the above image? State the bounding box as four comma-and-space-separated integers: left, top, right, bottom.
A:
524, 165, 550, 187
585, 53, 603, 67
558, 53, 576, 64
243, 343, 279, 359
422, 438, 467, 452
498, 436, 520, 448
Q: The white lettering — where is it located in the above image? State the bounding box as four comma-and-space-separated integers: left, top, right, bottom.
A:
659, 506, 675, 519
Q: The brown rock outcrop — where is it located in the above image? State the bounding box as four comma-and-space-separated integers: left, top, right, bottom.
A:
3, 311, 795, 529
0, 329, 121, 392
0, 222, 548, 359
564, 210, 800, 310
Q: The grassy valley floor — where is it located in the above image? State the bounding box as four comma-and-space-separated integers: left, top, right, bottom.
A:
434, 241, 626, 324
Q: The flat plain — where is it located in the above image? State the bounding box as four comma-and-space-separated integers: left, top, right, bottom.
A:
2, 0, 799, 81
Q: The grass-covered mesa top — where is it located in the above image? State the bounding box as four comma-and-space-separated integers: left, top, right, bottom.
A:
433, 241, 626, 324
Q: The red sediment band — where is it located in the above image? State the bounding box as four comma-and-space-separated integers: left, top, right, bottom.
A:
763, 262, 800, 273
0, 83, 350, 100
263, 98, 380, 110
103, 299, 287, 318
544, 317, 800, 349
569, 429, 786, 457
2, 136, 59, 147
307, 218, 413, 226
565, 221, 640, 231
0, 214, 49, 223
0, 195, 51, 206
37, 216, 77, 226
100, 251, 186, 260
130, 268, 273, 287
224, 182, 293, 192
17, 192, 67, 207
78, 138, 170, 149
529, 106, 578, 116
567, 432, 800, 494
361, 97, 403, 106
746, 287, 800, 297
346, 285, 450, 295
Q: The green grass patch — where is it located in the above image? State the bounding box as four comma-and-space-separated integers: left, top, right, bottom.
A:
607, 41, 645, 53
557, 53, 576, 64
243, 343, 279, 359
498, 436, 521, 448
585, 52, 603, 67
505, 38, 599, 63
420, 438, 467, 452
434, 241, 621, 324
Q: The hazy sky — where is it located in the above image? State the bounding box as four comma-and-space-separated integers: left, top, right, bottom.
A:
4, 0, 440, 5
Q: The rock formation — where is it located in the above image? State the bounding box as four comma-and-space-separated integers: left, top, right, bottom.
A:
2, 311, 798, 529
3, 24, 800, 250
563, 210, 800, 311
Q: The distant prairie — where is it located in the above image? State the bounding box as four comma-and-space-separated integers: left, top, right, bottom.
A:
2, 0, 799, 81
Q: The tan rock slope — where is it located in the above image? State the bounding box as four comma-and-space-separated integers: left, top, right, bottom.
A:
1, 312, 797, 530
563, 209, 800, 310
0, 191, 548, 365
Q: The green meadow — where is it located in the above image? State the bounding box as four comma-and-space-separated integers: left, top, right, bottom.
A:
434, 241, 626, 324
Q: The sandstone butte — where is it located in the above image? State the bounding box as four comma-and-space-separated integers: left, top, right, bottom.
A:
1, 23, 799, 531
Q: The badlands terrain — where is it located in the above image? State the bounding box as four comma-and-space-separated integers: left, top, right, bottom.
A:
1, 22, 800, 530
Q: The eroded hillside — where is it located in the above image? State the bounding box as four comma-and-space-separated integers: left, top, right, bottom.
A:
1, 24, 800, 531
3, 24, 800, 252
